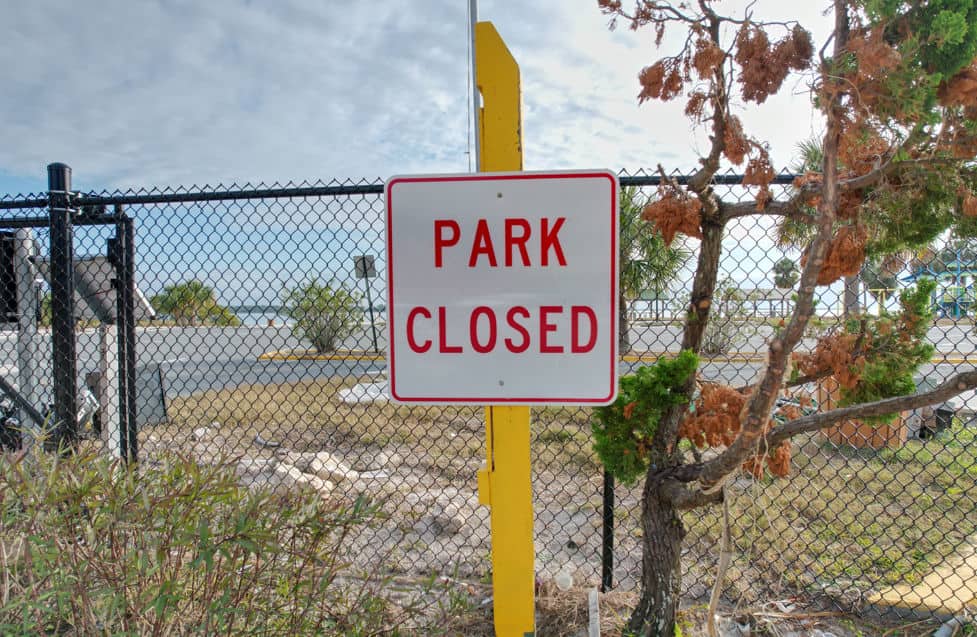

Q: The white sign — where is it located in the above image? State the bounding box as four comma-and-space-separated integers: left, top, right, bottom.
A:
385, 170, 619, 405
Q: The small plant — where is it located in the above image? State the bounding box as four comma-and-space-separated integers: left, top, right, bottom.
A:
701, 278, 748, 356
282, 278, 362, 352
792, 280, 936, 421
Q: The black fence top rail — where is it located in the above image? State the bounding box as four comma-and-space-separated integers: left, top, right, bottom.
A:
0, 197, 47, 211
0, 173, 798, 212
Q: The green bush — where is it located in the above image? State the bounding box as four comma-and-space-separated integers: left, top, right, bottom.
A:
592, 350, 698, 484
0, 451, 414, 635
838, 281, 935, 412
282, 279, 362, 352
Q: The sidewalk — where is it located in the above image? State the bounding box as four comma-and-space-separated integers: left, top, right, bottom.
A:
867, 536, 977, 616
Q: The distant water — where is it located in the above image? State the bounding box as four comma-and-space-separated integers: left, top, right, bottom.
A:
231, 309, 386, 328
236, 311, 293, 327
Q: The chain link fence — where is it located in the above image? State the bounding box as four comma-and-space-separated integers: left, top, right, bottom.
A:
0, 165, 974, 619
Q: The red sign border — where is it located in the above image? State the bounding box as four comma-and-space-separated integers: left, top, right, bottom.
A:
385, 170, 618, 404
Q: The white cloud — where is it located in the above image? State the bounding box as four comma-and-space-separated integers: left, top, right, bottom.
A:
0, 0, 833, 192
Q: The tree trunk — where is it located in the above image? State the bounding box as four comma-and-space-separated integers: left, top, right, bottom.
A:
627, 479, 685, 637
843, 275, 860, 318
619, 291, 631, 354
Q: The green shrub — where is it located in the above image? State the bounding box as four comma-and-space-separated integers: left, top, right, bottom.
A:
0, 451, 411, 635
282, 279, 362, 352
837, 281, 935, 415
592, 350, 698, 484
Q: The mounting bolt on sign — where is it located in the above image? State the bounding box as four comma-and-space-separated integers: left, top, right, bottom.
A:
385, 19, 619, 637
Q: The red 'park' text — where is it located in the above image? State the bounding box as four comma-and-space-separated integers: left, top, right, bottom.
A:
434, 217, 567, 268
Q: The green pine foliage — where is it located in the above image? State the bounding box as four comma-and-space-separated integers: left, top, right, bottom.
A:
868, 0, 977, 77
861, 165, 975, 256
592, 350, 698, 484
855, 0, 977, 119
839, 280, 937, 420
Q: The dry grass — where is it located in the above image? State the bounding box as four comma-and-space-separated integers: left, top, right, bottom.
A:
162, 378, 977, 616
163, 377, 599, 479
679, 420, 977, 604
535, 583, 637, 637
674, 603, 953, 637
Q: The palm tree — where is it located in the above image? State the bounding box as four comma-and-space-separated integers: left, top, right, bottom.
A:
619, 186, 690, 352
150, 279, 239, 326
772, 257, 799, 288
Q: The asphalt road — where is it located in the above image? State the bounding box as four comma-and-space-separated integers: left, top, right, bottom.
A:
160, 357, 385, 398
1, 322, 975, 408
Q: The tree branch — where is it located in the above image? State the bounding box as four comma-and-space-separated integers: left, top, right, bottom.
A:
652, 7, 729, 463
687, 9, 726, 198
694, 0, 850, 488
767, 371, 977, 446
841, 154, 966, 192
734, 367, 832, 394
673, 370, 977, 489
604, 1, 704, 27
662, 478, 724, 509
721, 199, 817, 223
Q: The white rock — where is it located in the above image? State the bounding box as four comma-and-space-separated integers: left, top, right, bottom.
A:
350, 451, 388, 472
192, 426, 213, 441
284, 451, 357, 483
338, 381, 389, 404
308, 451, 356, 483
413, 511, 464, 536
404, 493, 426, 506
555, 569, 573, 591
252, 462, 335, 498
283, 451, 315, 473
236, 456, 279, 480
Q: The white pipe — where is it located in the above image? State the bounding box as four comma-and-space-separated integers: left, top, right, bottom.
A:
15, 229, 42, 445
588, 588, 600, 637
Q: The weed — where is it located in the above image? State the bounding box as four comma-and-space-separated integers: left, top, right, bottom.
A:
0, 449, 477, 635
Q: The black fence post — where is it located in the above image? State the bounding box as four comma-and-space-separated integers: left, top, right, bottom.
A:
110, 210, 128, 461
110, 206, 138, 463
47, 162, 78, 451
601, 469, 615, 592
121, 214, 138, 462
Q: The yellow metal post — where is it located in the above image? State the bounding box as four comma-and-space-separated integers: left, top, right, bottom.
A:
473, 21, 534, 637
475, 22, 523, 172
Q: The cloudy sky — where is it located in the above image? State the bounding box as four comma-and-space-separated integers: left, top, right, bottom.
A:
0, 0, 833, 195
0, 1, 853, 313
